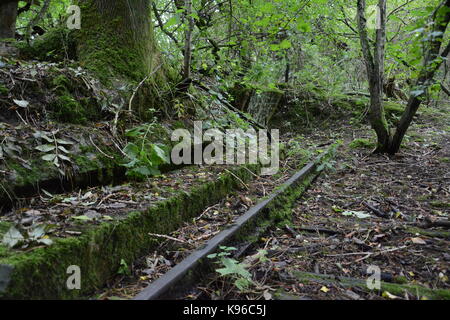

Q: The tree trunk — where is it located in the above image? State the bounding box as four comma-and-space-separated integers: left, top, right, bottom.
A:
388, 0, 450, 154
357, 0, 391, 153
75, 0, 162, 84
0, 0, 18, 39
183, 0, 194, 80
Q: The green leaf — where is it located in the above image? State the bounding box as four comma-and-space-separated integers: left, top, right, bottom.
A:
150, 144, 169, 164
56, 139, 74, 145
73, 215, 92, 221
42, 154, 57, 161
13, 99, 29, 108
35, 144, 56, 152
234, 278, 252, 291
216, 258, 252, 279
297, 21, 311, 32
29, 225, 45, 239
37, 238, 53, 246
58, 146, 71, 154
279, 39, 292, 50
165, 16, 178, 28
2, 226, 24, 248
57, 154, 72, 162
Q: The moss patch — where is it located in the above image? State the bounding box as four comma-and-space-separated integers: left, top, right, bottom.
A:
0, 165, 257, 299
349, 138, 376, 149
293, 271, 450, 300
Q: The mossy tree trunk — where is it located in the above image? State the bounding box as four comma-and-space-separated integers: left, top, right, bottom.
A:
357, 0, 450, 155
388, 0, 450, 154
357, 0, 390, 153
75, 0, 163, 84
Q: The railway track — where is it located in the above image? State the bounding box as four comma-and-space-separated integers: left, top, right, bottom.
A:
132, 145, 339, 300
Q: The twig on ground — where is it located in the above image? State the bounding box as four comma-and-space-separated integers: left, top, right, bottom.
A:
363, 201, 390, 218
148, 233, 186, 243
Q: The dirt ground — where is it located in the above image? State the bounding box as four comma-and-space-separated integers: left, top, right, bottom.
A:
191, 105, 450, 300
90, 104, 449, 300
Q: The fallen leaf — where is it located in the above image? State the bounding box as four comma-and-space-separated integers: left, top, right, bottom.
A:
320, 286, 330, 293
343, 210, 371, 219
263, 290, 272, 300
382, 291, 400, 299
13, 99, 29, 108
411, 237, 427, 245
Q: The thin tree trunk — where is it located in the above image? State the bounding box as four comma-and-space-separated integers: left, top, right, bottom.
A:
388, 0, 450, 154
0, 0, 18, 39
183, 0, 194, 80
357, 0, 390, 152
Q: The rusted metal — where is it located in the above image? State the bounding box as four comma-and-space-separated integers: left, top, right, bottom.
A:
134, 148, 336, 300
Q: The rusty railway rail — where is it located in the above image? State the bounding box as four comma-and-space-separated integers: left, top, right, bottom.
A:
134, 145, 338, 300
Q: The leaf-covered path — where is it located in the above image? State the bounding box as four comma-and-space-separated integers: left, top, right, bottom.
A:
193, 106, 450, 300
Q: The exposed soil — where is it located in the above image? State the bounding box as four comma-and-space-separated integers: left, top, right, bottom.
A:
186, 106, 450, 300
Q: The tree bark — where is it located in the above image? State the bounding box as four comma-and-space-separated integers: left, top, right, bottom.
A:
388, 0, 450, 154
183, 0, 194, 80
75, 0, 163, 83
0, 0, 18, 39
357, 0, 390, 153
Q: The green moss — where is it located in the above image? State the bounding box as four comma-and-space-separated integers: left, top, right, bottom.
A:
405, 226, 450, 239
52, 75, 73, 92
0, 165, 258, 299
16, 27, 76, 62
6, 159, 56, 188
50, 94, 88, 124
0, 84, 8, 96
430, 201, 450, 208
384, 102, 405, 116
48, 74, 101, 125
293, 271, 450, 300
349, 138, 376, 149
74, 0, 158, 84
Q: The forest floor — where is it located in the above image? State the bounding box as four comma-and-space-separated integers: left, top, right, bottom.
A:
93, 103, 449, 300
190, 104, 450, 300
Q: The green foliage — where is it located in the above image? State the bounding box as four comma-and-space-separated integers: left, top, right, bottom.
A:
2, 224, 53, 249
117, 259, 131, 276
121, 123, 170, 180
208, 246, 253, 292
33, 130, 74, 172
349, 138, 376, 149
